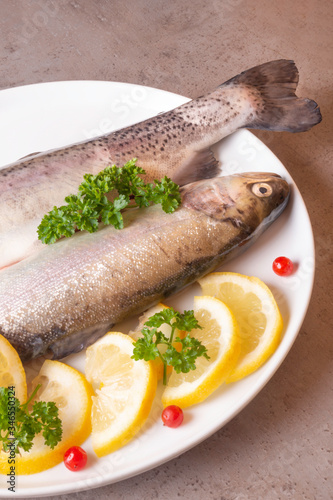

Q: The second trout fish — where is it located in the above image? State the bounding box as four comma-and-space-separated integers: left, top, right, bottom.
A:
0, 172, 289, 361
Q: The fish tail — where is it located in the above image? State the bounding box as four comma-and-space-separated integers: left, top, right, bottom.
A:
225, 59, 322, 132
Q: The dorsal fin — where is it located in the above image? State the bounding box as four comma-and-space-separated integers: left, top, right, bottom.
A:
18, 151, 42, 160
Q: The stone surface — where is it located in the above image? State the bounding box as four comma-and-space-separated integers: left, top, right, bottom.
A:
0, 1, 332, 499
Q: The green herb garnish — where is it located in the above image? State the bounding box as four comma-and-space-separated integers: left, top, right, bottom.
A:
0, 385, 62, 454
37, 158, 181, 244
131, 308, 210, 385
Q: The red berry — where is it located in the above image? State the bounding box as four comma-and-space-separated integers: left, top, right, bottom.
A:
161, 405, 184, 428
64, 446, 87, 471
272, 256, 294, 276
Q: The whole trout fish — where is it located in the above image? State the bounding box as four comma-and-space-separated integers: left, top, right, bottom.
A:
0, 172, 289, 362
0, 59, 320, 269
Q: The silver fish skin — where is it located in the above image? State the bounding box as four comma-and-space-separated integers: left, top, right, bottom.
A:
0, 172, 290, 362
0, 59, 320, 270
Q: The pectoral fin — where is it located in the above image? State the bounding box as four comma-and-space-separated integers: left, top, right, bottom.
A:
172, 148, 220, 186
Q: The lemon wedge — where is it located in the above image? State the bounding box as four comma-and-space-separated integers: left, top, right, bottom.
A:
198, 272, 283, 383
129, 303, 185, 380
0, 334, 27, 404
85, 331, 157, 457
0, 360, 93, 475
161, 296, 239, 408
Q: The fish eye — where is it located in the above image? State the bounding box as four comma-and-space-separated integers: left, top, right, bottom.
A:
252, 182, 273, 197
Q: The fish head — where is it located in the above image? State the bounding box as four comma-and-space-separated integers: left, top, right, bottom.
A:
181, 172, 290, 231
221, 171, 290, 224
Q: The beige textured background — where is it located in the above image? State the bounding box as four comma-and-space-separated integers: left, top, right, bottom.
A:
1, 1, 332, 499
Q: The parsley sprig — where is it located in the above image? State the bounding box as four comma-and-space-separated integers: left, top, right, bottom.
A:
37, 158, 181, 244
0, 385, 62, 454
132, 308, 210, 385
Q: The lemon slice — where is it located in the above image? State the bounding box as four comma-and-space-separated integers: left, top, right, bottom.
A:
0, 360, 93, 475
0, 334, 27, 404
85, 331, 157, 457
198, 272, 283, 383
161, 296, 239, 408
129, 303, 185, 380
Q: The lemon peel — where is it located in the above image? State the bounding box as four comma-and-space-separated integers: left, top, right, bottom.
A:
198, 272, 283, 383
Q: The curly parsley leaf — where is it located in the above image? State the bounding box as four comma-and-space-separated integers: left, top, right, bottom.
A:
132, 327, 166, 362
37, 159, 181, 244
32, 401, 63, 449
131, 307, 209, 385
150, 177, 182, 213
164, 335, 210, 374
0, 385, 63, 454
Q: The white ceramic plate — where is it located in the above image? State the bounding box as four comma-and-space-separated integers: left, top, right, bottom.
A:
0, 82, 314, 497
